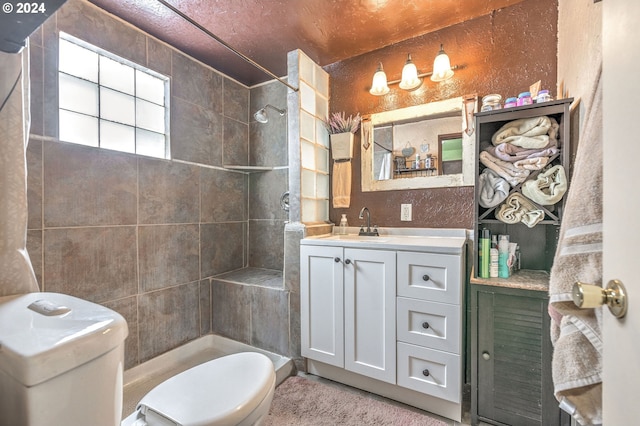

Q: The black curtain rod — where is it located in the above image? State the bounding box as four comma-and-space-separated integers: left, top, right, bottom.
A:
156, 0, 298, 92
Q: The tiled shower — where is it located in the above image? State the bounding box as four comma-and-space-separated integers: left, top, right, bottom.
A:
25, 0, 295, 370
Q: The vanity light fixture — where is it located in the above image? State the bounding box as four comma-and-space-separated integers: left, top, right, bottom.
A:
369, 44, 457, 96
369, 62, 390, 96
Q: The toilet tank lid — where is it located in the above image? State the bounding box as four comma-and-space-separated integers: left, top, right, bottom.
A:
137, 352, 276, 425
0, 292, 128, 386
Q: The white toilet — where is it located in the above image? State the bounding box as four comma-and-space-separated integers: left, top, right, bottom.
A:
0, 292, 276, 426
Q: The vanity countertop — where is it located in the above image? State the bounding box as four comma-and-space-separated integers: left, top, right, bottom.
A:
301, 228, 467, 255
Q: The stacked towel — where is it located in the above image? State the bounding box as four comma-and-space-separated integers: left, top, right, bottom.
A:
523, 165, 568, 205
478, 169, 510, 208
490, 136, 559, 162
549, 66, 603, 426
479, 151, 530, 186
492, 116, 552, 146
496, 192, 545, 228
514, 156, 549, 171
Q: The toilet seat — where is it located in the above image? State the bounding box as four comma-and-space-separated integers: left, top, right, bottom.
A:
124, 352, 275, 426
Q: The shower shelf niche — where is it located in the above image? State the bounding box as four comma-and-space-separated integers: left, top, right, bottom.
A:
223, 165, 282, 172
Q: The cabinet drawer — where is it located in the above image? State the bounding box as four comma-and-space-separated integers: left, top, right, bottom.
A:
397, 252, 461, 304
397, 342, 461, 403
397, 297, 460, 353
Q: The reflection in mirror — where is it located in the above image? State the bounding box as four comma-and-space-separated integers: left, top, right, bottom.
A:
362, 95, 477, 192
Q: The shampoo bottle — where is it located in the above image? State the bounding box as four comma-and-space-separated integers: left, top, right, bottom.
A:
480, 228, 491, 278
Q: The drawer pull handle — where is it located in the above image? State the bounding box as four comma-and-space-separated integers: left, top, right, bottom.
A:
422, 274, 430, 281
345, 259, 352, 265
422, 321, 430, 329
334, 257, 341, 263
482, 351, 491, 361
422, 369, 430, 377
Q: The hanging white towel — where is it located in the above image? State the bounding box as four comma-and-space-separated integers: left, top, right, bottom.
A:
332, 160, 351, 208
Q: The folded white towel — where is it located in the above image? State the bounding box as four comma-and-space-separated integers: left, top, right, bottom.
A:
492, 116, 552, 145
479, 151, 530, 187
514, 156, 549, 171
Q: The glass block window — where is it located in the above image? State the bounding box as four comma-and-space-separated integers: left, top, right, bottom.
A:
58, 33, 170, 158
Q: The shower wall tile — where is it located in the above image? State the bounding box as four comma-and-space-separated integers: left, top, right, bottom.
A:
43, 143, 137, 227
26, 230, 42, 291
217, 283, 251, 336
138, 224, 200, 292
138, 158, 200, 224
56, 0, 147, 66
200, 222, 245, 277
138, 282, 200, 362
42, 39, 58, 139
147, 37, 172, 77
223, 79, 249, 123
250, 80, 287, 114
222, 117, 248, 166
27, 139, 42, 230
249, 168, 288, 220
29, 43, 44, 137
211, 280, 252, 344
43, 226, 137, 303
170, 97, 223, 167
252, 286, 289, 355
103, 296, 139, 369
200, 168, 247, 223
289, 289, 301, 360
249, 220, 284, 271
172, 51, 222, 113
199, 280, 212, 335
284, 224, 304, 294
249, 118, 288, 167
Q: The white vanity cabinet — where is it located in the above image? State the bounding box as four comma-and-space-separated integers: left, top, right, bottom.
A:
300, 232, 466, 422
300, 245, 396, 383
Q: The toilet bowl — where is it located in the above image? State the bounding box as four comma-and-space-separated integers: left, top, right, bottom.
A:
121, 352, 276, 426
0, 292, 276, 426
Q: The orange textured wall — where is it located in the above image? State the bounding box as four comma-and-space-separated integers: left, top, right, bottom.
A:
324, 0, 558, 229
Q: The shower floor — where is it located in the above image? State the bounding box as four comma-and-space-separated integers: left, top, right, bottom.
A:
121, 334, 294, 419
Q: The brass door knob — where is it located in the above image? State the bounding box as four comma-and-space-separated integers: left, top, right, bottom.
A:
572, 279, 628, 319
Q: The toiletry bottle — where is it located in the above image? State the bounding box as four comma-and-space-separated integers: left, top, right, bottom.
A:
498, 235, 510, 278
480, 228, 491, 278
490, 247, 499, 278
339, 214, 348, 235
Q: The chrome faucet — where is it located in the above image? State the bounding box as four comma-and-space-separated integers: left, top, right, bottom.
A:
358, 207, 379, 236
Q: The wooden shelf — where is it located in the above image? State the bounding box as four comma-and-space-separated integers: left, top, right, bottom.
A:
470, 268, 550, 292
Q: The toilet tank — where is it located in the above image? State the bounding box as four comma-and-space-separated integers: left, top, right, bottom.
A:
0, 292, 128, 426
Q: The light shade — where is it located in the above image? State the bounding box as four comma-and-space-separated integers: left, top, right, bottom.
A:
431, 44, 454, 82
398, 54, 422, 91
369, 62, 390, 96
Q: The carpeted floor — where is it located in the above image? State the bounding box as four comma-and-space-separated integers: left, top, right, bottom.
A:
264, 375, 449, 426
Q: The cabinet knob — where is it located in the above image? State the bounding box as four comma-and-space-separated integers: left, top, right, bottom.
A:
334, 257, 341, 263
422, 321, 430, 329
482, 351, 491, 361
345, 259, 352, 265
422, 369, 430, 377
422, 274, 430, 281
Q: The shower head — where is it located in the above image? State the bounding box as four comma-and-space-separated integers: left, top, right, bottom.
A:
254, 104, 286, 124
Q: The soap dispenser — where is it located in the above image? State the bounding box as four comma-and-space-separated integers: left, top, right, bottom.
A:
339, 214, 348, 235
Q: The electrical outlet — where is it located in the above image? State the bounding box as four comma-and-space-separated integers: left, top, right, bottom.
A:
400, 204, 412, 221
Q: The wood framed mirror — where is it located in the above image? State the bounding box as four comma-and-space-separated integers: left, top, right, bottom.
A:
361, 95, 477, 192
